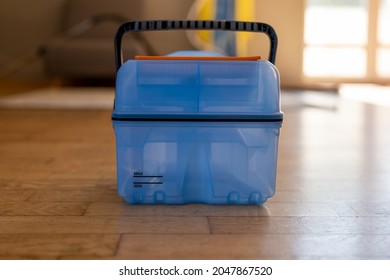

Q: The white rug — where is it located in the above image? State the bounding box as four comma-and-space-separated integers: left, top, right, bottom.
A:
0, 86, 335, 110
283, 85, 390, 109
281, 89, 339, 110
1, 85, 388, 110
339, 84, 390, 107
0, 87, 115, 109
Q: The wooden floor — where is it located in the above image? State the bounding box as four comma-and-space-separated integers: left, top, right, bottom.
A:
0, 90, 390, 259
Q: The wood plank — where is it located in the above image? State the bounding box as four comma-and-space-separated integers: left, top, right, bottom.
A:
0, 190, 35, 202
0, 143, 116, 181
209, 216, 390, 235
0, 179, 117, 190
271, 187, 390, 203
0, 202, 88, 216
0, 216, 210, 234
27, 189, 121, 202
0, 233, 120, 259
116, 233, 390, 260
85, 201, 390, 217
84, 202, 346, 217
85, 202, 270, 217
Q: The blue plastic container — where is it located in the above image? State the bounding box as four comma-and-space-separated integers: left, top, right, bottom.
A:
112, 20, 283, 204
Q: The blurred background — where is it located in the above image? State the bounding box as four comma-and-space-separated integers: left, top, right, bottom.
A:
0, 0, 389, 89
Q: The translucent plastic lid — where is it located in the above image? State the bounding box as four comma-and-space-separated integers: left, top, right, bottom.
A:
113, 51, 282, 121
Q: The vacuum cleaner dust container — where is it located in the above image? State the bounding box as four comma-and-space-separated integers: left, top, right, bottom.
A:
112, 20, 283, 204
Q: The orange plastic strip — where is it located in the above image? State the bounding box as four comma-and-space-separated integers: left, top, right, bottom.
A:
135, 56, 261, 61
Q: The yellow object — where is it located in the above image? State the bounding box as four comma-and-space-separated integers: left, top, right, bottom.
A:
188, 0, 255, 56
235, 0, 255, 55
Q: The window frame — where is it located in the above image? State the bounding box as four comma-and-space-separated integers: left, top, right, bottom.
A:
303, 0, 390, 84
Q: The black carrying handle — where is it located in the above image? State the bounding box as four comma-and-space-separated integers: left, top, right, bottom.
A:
114, 20, 278, 71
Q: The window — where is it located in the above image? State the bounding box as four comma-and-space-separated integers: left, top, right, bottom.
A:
377, 0, 390, 77
304, 0, 390, 82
